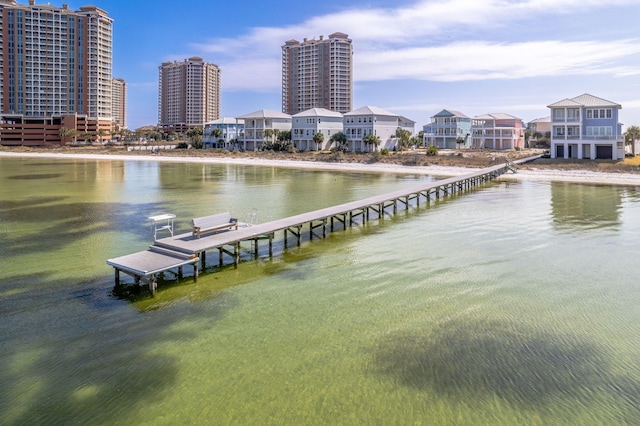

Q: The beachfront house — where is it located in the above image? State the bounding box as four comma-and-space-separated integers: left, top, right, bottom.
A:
423, 109, 472, 149
203, 118, 244, 149
237, 110, 292, 151
471, 113, 525, 150
527, 117, 551, 147
548, 94, 623, 160
343, 106, 415, 152
291, 108, 343, 151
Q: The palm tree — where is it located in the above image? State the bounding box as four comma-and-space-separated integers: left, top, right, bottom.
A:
58, 127, 78, 145
187, 127, 203, 148
211, 128, 223, 148
97, 129, 107, 144
263, 129, 274, 150
363, 133, 381, 152
624, 125, 640, 156
395, 128, 412, 151
410, 135, 422, 149
330, 131, 348, 152
312, 132, 324, 151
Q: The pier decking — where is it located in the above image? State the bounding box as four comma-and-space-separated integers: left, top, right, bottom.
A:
107, 157, 538, 292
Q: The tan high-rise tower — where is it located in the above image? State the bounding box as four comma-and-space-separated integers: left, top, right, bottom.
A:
0, 0, 115, 145
282, 32, 353, 115
158, 57, 220, 133
112, 78, 127, 129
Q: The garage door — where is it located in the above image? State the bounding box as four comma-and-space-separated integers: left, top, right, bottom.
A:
555, 145, 564, 158
596, 145, 612, 159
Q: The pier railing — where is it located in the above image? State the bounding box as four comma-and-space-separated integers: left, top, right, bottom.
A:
107, 155, 540, 293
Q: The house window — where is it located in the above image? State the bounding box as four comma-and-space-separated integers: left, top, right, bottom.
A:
553, 109, 565, 120
587, 108, 612, 119
555, 127, 565, 136
567, 109, 579, 120
586, 126, 612, 136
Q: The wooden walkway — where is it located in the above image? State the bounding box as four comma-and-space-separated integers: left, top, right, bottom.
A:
107, 156, 538, 292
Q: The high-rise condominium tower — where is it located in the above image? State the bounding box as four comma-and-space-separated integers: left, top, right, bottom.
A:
112, 78, 127, 129
282, 32, 353, 115
0, 0, 114, 145
158, 57, 220, 133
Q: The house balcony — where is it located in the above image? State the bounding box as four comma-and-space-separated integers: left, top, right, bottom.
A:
551, 117, 581, 123
552, 135, 618, 141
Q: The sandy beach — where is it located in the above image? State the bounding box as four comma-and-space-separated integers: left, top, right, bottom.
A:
2, 150, 640, 186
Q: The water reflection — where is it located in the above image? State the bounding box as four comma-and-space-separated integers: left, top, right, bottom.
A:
551, 183, 622, 231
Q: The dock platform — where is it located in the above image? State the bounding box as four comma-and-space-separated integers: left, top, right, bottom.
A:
107, 157, 537, 292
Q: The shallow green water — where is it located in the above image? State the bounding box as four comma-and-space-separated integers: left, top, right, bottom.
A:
1, 157, 640, 425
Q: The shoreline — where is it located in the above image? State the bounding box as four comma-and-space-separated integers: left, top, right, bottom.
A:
2, 150, 640, 186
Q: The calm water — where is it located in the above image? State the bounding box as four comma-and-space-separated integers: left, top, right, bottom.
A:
1, 156, 640, 425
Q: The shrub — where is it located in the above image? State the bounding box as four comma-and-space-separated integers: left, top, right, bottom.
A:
426, 145, 438, 156
380, 148, 390, 155
369, 151, 382, 163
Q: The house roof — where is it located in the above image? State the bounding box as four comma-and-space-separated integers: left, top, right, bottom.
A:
205, 117, 244, 125
474, 113, 522, 121
528, 116, 551, 124
548, 93, 621, 109
432, 109, 469, 118
292, 108, 343, 118
237, 109, 292, 119
346, 105, 404, 117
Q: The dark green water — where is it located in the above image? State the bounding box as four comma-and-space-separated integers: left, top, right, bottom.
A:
1, 156, 640, 425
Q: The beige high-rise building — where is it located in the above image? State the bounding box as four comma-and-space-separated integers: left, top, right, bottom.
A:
0, 0, 114, 145
158, 57, 221, 133
112, 78, 127, 129
282, 32, 353, 115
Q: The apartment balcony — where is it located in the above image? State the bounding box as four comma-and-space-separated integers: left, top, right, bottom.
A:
552, 135, 618, 141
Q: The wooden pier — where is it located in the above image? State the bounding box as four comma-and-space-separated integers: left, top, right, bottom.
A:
107, 157, 538, 292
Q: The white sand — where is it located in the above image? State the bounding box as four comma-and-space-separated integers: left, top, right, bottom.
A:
2, 151, 639, 186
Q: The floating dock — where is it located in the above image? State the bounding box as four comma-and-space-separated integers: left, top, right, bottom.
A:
107, 157, 536, 292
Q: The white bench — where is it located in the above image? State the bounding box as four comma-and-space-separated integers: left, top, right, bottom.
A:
192, 212, 238, 238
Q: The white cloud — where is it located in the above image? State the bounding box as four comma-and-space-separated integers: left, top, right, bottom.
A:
190, 0, 640, 91
356, 39, 640, 82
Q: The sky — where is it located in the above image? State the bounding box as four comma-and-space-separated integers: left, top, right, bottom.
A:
67, 0, 640, 130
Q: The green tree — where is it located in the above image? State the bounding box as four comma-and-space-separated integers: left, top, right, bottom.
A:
395, 128, 412, 151
330, 131, 348, 151
82, 132, 92, 143
263, 128, 274, 144
624, 125, 640, 156
210, 128, 223, 147
58, 127, 78, 145
187, 127, 203, 149
363, 133, 381, 152
277, 130, 290, 143
410, 135, 422, 149
312, 132, 325, 151
97, 129, 107, 144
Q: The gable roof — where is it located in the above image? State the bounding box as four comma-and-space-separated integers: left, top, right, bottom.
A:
237, 109, 291, 119
293, 108, 343, 118
548, 93, 621, 109
205, 117, 243, 125
432, 109, 469, 119
474, 113, 522, 121
528, 116, 551, 124
344, 105, 398, 117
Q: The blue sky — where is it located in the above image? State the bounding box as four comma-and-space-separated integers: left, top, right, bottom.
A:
71, 0, 640, 130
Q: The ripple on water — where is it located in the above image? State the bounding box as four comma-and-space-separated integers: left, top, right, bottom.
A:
371, 317, 640, 420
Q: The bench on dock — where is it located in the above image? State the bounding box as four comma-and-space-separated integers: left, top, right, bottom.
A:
192, 212, 238, 238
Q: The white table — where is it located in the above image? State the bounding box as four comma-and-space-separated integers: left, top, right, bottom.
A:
149, 213, 176, 240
